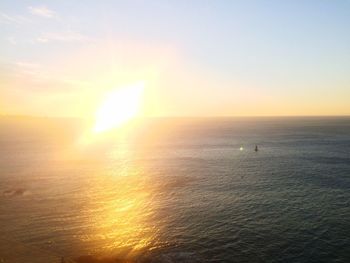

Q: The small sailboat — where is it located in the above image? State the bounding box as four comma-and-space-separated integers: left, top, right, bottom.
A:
255, 145, 258, 152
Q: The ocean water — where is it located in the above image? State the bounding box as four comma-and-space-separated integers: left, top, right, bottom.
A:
0, 117, 350, 262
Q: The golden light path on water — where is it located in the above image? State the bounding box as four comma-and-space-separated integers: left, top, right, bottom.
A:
75, 128, 166, 260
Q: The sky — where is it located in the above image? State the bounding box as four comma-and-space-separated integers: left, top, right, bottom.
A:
1, 0, 350, 117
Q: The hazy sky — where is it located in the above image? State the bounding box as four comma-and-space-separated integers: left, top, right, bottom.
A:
1, 0, 350, 117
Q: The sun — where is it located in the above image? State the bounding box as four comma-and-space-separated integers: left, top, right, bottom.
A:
93, 82, 144, 133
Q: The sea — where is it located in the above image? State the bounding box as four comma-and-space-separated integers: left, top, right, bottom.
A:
0, 116, 349, 263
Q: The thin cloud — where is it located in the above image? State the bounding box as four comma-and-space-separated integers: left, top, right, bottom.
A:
6, 37, 17, 45
36, 31, 89, 43
15, 61, 40, 69
13, 61, 42, 76
36, 37, 49, 43
0, 12, 30, 24
28, 6, 56, 18
4, 60, 91, 93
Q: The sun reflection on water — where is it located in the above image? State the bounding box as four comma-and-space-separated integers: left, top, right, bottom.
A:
78, 139, 164, 259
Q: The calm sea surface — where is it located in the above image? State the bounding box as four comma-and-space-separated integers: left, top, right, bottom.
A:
0, 117, 350, 262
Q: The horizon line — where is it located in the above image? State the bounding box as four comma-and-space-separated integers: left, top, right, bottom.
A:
1, 114, 350, 120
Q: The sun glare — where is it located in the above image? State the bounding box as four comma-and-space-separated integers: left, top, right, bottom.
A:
94, 82, 144, 133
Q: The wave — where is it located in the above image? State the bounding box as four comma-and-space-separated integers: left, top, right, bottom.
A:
74, 252, 201, 263
3, 187, 31, 197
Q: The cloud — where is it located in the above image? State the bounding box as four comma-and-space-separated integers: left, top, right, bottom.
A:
7, 60, 91, 91
6, 37, 17, 45
15, 61, 40, 70
28, 6, 55, 18
0, 12, 30, 24
35, 31, 89, 43
11, 61, 43, 77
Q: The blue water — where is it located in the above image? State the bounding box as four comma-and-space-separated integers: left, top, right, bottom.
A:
0, 117, 349, 262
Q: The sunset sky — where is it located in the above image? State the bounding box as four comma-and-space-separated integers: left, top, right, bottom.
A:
1, 0, 350, 117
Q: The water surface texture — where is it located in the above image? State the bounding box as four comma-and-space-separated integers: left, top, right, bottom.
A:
0, 117, 349, 262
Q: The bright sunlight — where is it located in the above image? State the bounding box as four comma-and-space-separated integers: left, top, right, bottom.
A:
94, 82, 144, 133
